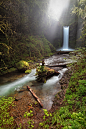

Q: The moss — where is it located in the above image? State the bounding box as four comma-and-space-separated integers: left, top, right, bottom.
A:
25, 69, 31, 74
16, 60, 29, 71
0, 67, 17, 75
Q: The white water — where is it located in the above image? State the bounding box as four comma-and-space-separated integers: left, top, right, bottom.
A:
57, 26, 74, 51
0, 69, 36, 96
0, 68, 67, 98
43, 68, 67, 87
30, 68, 68, 109
63, 26, 69, 50
0, 67, 68, 109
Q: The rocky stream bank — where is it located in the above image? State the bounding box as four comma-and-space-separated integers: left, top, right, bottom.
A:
9, 67, 72, 129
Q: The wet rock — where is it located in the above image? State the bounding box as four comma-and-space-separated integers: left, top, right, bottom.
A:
15, 97, 22, 101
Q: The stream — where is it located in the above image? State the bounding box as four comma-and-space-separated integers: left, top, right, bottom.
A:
0, 54, 73, 110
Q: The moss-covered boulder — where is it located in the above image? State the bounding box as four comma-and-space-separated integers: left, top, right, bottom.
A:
36, 66, 59, 83
25, 69, 31, 74
16, 60, 29, 72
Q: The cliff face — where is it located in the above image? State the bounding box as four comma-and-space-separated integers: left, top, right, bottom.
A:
69, 22, 78, 48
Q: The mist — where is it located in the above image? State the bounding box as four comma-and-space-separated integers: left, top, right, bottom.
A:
47, 0, 70, 21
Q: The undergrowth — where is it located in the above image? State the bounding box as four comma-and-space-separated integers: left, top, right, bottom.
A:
0, 35, 55, 75
0, 96, 16, 129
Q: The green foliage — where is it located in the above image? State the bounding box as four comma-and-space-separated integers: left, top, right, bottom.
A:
43, 109, 52, 118
72, 0, 86, 44
0, 96, 15, 129
28, 120, 34, 129
0, 0, 55, 75
0, 17, 13, 42
0, 42, 12, 72
40, 35, 55, 55
36, 65, 49, 82
77, 80, 86, 96
39, 122, 44, 127
26, 35, 55, 58
0, 43, 12, 55
0, 67, 17, 75
82, 96, 86, 105
72, 0, 86, 19
39, 109, 52, 129
37, 65, 47, 73
23, 110, 34, 129
24, 110, 33, 118
0, 34, 55, 75
69, 112, 86, 129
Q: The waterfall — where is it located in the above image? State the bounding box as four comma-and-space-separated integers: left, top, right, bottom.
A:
56, 26, 74, 52
63, 26, 69, 50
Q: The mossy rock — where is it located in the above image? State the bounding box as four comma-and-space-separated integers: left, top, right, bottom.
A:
25, 69, 31, 74
36, 66, 59, 82
16, 60, 29, 72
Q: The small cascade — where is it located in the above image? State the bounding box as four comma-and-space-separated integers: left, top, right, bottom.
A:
0, 68, 67, 97
0, 69, 36, 96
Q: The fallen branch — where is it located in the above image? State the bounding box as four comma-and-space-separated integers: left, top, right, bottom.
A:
27, 86, 43, 107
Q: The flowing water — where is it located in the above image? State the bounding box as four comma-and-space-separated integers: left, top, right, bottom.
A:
0, 54, 71, 109
0, 69, 36, 96
57, 26, 74, 51
28, 68, 67, 109
0, 68, 67, 110
63, 26, 69, 50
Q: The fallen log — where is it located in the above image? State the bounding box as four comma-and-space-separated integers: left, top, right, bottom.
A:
27, 86, 43, 107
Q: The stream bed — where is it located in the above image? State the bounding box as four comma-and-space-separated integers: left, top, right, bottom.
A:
0, 54, 73, 110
